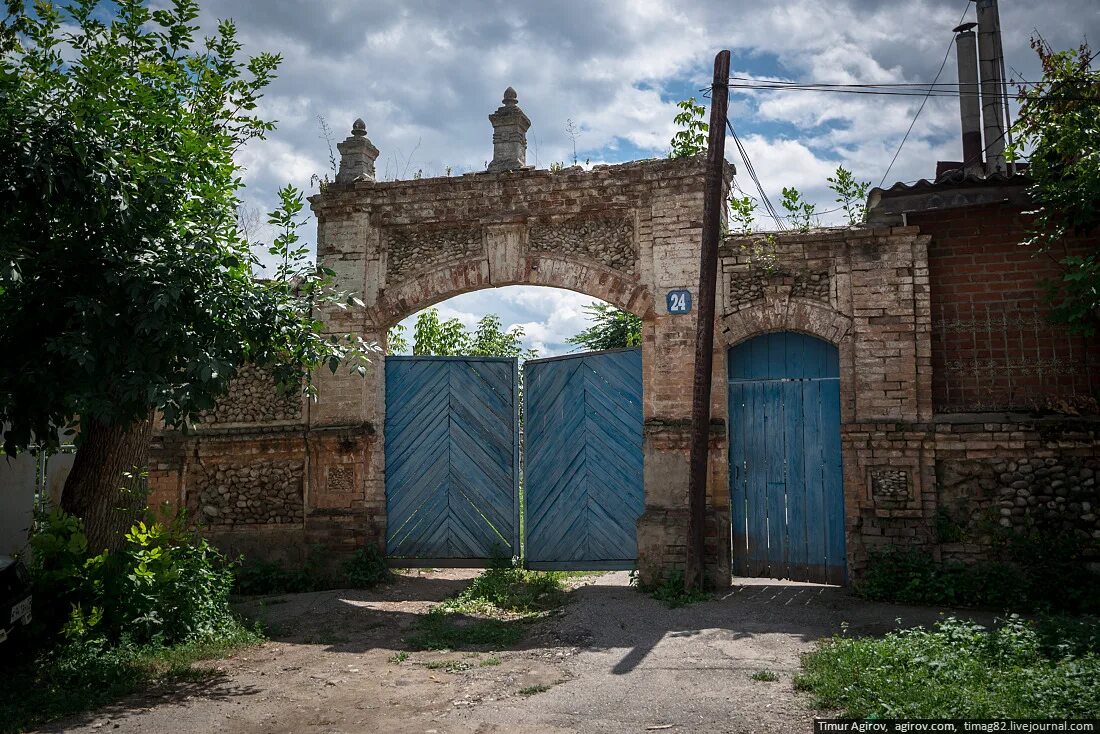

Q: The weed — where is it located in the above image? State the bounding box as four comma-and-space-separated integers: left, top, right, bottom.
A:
343, 545, 391, 589
796, 615, 1100, 718
389, 651, 408, 664
406, 608, 527, 651
425, 659, 472, 672
441, 563, 568, 617
638, 570, 711, 609
859, 541, 1100, 613
480, 655, 502, 667
750, 670, 779, 682
518, 684, 551, 696
235, 543, 391, 595
0, 621, 262, 733
406, 561, 570, 651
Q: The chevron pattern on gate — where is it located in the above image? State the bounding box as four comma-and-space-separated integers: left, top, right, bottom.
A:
524, 348, 644, 569
384, 356, 519, 561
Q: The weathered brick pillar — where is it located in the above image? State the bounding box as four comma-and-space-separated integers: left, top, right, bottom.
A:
305, 119, 387, 555
635, 160, 733, 588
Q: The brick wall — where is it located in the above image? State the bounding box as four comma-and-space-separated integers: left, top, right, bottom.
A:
911, 203, 1100, 413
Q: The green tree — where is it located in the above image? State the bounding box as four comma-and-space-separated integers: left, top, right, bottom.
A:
826, 165, 870, 226
669, 97, 708, 158
1006, 39, 1100, 334
409, 308, 534, 358
0, 0, 371, 550
567, 303, 642, 351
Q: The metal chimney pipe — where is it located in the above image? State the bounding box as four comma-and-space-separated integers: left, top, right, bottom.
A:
976, 0, 1007, 173
953, 23, 983, 173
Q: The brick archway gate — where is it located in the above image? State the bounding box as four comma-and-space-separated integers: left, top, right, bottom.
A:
149, 92, 734, 587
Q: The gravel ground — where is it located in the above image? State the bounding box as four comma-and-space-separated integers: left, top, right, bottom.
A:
38, 569, 981, 734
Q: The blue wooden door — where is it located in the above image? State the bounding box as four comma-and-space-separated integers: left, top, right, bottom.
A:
524, 348, 644, 570
384, 356, 519, 562
728, 333, 846, 584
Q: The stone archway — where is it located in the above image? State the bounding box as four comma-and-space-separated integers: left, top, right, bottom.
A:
242, 93, 727, 584
147, 90, 731, 585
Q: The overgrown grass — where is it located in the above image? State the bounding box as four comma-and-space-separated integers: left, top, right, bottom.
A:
0, 621, 262, 734
795, 615, 1100, 719
405, 563, 573, 651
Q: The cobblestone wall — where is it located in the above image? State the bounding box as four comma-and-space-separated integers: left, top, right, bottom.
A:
189, 459, 304, 526
199, 364, 302, 425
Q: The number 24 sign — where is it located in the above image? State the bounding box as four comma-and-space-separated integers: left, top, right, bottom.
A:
666, 289, 692, 314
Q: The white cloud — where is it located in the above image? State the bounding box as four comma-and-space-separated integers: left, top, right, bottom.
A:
176, 0, 1097, 334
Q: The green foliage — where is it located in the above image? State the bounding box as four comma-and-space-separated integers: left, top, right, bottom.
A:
0, 620, 260, 733
6, 505, 262, 731
440, 561, 569, 617
1005, 39, 1100, 335
389, 651, 408, 664
750, 670, 779, 682
795, 615, 1100, 718
858, 539, 1100, 613
234, 544, 390, 595
739, 234, 780, 276
825, 165, 870, 226
0, 0, 372, 455
933, 507, 965, 544
31, 509, 239, 646
728, 195, 757, 235
386, 323, 410, 355
410, 308, 536, 358
406, 561, 571, 651
566, 302, 642, 351
780, 187, 817, 232
669, 97, 708, 158
342, 544, 391, 589
634, 569, 711, 609
518, 684, 552, 696
406, 607, 528, 651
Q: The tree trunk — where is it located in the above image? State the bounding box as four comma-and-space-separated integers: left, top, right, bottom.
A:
60, 415, 155, 553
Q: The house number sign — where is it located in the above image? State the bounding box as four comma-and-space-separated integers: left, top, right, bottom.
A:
666, 289, 692, 314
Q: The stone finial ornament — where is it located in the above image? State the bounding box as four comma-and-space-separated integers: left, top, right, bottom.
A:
336, 118, 379, 183
487, 86, 531, 173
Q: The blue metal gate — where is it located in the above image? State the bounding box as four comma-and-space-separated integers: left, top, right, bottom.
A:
728, 332, 846, 585
524, 348, 644, 569
384, 356, 519, 563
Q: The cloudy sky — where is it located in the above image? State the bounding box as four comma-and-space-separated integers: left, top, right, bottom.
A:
196, 0, 1097, 356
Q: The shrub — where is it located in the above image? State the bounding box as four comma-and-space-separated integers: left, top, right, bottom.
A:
796, 616, 1100, 718
858, 541, 1100, 613
343, 544, 390, 589
234, 543, 391, 595
30, 509, 237, 646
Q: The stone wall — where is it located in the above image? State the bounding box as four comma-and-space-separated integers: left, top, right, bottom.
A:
933, 418, 1100, 564
198, 363, 303, 426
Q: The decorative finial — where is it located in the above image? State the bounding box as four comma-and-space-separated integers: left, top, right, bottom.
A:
336, 117, 379, 183
487, 87, 531, 173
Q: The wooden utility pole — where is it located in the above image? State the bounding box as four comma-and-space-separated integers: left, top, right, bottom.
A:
684, 49, 731, 592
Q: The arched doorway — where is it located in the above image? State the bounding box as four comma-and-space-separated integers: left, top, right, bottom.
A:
727, 332, 845, 584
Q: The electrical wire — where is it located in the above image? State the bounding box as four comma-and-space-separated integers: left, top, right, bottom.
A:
726, 118, 786, 231
877, 0, 974, 187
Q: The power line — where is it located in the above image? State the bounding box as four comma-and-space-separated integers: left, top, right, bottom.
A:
726, 118, 786, 231
878, 0, 973, 188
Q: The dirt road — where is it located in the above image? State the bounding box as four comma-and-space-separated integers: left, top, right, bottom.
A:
39, 570, 964, 734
